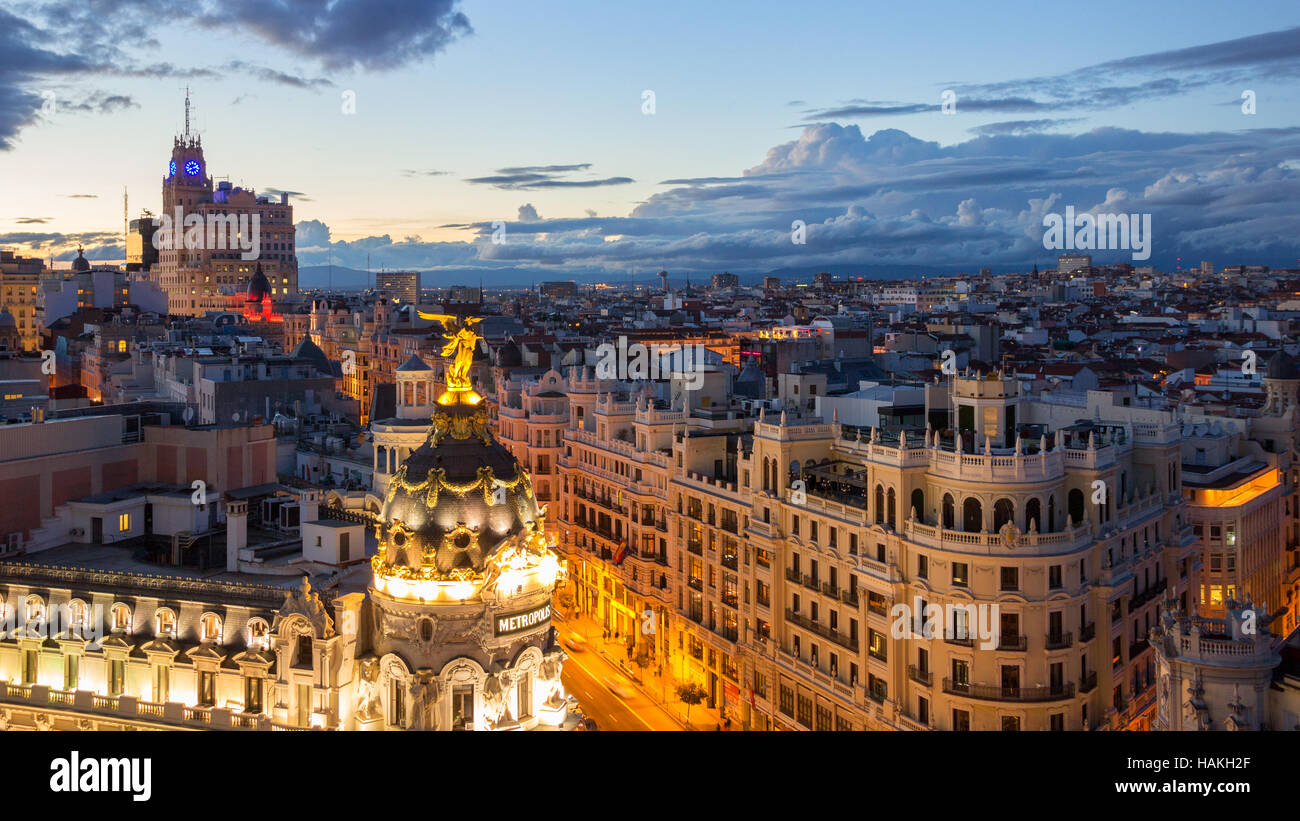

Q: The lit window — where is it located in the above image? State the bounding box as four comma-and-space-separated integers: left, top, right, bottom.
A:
201, 613, 222, 642
155, 608, 176, 637
118, 513, 130, 532
112, 603, 131, 631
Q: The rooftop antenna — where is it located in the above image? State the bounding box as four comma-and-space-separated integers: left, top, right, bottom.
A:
184, 87, 191, 141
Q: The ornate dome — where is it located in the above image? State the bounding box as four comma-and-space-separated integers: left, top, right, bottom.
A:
247, 263, 271, 303
371, 314, 559, 602
72, 246, 90, 272
378, 406, 543, 576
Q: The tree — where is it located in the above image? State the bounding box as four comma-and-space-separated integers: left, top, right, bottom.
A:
676, 682, 707, 723
632, 641, 654, 674
556, 590, 575, 613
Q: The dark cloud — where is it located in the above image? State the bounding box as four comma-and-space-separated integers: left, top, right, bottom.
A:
968, 119, 1085, 136
14, 217, 53, 224
263, 188, 310, 202
465, 163, 634, 190
400, 169, 451, 177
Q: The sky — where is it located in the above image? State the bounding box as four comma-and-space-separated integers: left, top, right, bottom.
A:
2, 0, 1299, 282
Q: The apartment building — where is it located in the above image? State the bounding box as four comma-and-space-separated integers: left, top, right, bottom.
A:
556, 370, 1197, 731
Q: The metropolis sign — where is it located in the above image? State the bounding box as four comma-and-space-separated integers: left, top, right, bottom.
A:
494, 603, 552, 637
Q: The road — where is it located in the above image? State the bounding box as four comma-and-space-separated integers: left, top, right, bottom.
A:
558, 627, 684, 731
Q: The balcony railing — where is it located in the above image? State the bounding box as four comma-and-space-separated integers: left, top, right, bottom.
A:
1046, 632, 1074, 650
942, 679, 1076, 702
842, 590, 861, 607
821, 582, 838, 597
1079, 622, 1096, 642
1079, 671, 1098, 693
721, 554, 738, 571
785, 609, 859, 652
802, 574, 820, 592
998, 634, 1027, 652
907, 665, 933, 686
687, 577, 703, 592
785, 568, 800, 584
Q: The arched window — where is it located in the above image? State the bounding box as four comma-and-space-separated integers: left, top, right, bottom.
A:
1068, 489, 1085, 526
942, 494, 955, 529
155, 608, 176, 637
911, 489, 925, 522
67, 599, 88, 634
247, 618, 270, 648
1048, 495, 1056, 533
1025, 498, 1042, 532
993, 498, 1015, 531
200, 613, 222, 643
25, 595, 44, 624
874, 485, 885, 525
963, 498, 983, 533
887, 488, 897, 529
111, 603, 132, 632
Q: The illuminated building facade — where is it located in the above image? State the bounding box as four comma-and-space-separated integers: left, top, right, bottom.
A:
556, 370, 1196, 731
150, 100, 298, 317
0, 249, 42, 352
0, 316, 568, 731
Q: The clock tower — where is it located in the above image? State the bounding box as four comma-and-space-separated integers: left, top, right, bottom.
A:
162, 91, 212, 215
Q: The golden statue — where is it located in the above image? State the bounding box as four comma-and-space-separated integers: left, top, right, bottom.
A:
417, 312, 484, 405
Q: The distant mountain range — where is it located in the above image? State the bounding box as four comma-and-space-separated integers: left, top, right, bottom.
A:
297, 262, 983, 291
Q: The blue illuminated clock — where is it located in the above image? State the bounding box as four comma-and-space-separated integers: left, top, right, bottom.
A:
185, 160, 200, 176
169, 160, 176, 177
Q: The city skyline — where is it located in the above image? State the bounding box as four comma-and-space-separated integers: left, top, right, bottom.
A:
1, 3, 1300, 279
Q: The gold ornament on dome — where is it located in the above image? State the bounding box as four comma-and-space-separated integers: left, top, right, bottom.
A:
415, 312, 484, 406
383, 463, 532, 510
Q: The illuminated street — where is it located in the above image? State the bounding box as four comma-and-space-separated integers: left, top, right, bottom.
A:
559, 626, 686, 731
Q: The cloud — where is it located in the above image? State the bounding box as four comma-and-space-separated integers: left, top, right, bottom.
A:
264, 188, 311, 202
14, 217, 53, 224
63, 193, 98, 198
968, 119, 1084, 136
283, 120, 1300, 276
465, 163, 634, 190
799, 25, 1300, 128
400, 168, 452, 177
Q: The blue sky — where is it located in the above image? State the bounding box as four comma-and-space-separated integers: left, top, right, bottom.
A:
2, 0, 1299, 279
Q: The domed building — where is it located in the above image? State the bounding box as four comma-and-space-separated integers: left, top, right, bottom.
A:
361, 315, 569, 731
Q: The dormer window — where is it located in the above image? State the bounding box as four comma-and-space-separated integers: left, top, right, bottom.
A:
155, 608, 176, 638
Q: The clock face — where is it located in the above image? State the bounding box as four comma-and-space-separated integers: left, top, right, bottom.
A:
169, 160, 176, 177
185, 160, 200, 176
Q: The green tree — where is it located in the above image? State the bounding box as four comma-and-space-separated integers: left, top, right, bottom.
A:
676, 682, 707, 723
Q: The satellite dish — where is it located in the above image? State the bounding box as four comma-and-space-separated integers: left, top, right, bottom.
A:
232, 412, 240, 422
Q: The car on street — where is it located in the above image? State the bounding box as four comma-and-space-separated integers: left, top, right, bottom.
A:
564, 634, 587, 653
603, 676, 635, 699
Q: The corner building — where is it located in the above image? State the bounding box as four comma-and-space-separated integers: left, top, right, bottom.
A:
558, 371, 1196, 730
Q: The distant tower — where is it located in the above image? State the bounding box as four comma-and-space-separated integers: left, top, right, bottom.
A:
658, 270, 668, 294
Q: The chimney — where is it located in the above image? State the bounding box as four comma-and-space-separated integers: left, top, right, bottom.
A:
226, 499, 248, 572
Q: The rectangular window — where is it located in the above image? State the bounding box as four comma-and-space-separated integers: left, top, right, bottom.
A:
917, 554, 928, 579
21, 650, 36, 685
952, 562, 969, 587
245, 676, 263, 713
154, 665, 169, 704
110, 659, 124, 697
1049, 564, 1062, 589
118, 512, 131, 533
64, 654, 79, 691
199, 671, 216, 706
796, 695, 813, 728
1000, 567, 1019, 591
953, 709, 970, 731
